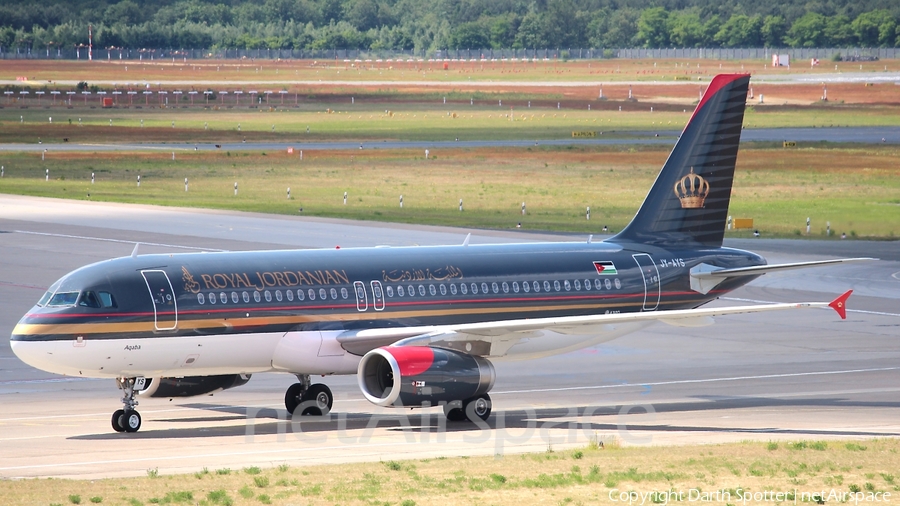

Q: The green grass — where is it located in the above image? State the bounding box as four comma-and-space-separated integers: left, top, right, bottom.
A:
8, 439, 900, 506
0, 144, 897, 237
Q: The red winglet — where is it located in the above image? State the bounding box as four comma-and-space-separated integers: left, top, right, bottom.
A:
828, 290, 853, 320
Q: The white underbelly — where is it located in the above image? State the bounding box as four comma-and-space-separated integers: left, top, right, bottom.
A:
11, 332, 284, 378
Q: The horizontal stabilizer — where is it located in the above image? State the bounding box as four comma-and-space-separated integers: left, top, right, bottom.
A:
691, 257, 877, 278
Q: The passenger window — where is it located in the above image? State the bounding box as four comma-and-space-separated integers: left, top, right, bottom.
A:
553, 280, 561, 291
297, 289, 305, 301
564, 280, 571, 291
440, 284, 447, 295
342, 287, 349, 299
544, 281, 552, 292
460, 283, 468, 294
534, 281, 541, 292
398, 285, 405, 296
254, 291, 262, 302
417, 285, 425, 296
264, 291, 272, 302
502, 282, 509, 293
429, 284, 437, 296
470, 283, 478, 294
482, 282, 489, 294
450, 283, 458, 295
308, 289, 316, 300
78, 291, 101, 308
286, 290, 293, 301
615, 279, 621, 289
584, 278, 592, 290
523, 281, 530, 293
605, 279, 612, 290
408, 284, 415, 296
319, 288, 327, 300
330, 288, 338, 299
491, 282, 498, 294
198, 293, 206, 305
243, 291, 251, 303
512, 281, 519, 293
594, 279, 603, 290
209, 293, 216, 304
275, 290, 283, 302
219, 292, 227, 304
232, 292, 239, 303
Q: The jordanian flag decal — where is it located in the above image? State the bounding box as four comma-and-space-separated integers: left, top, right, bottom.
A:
593, 261, 618, 275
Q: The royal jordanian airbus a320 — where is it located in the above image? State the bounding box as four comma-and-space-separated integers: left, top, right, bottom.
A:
11, 74, 870, 433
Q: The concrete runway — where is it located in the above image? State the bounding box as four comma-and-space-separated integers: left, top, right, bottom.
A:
1, 195, 898, 479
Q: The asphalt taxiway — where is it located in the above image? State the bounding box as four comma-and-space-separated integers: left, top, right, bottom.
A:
0, 195, 898, 479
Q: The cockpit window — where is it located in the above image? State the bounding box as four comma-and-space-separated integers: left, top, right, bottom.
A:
78, 291, 117, 308
79, 291, 101, 308
98, 291, 117, 308
37, 291, 53, 306
46, 291, 80, 307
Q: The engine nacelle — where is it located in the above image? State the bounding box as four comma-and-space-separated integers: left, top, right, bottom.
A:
138, 374, 251, 398
357, 346, 495, 407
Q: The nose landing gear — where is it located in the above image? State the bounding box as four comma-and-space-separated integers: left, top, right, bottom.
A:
284, 374, 333, 416
112, 377, 142, 433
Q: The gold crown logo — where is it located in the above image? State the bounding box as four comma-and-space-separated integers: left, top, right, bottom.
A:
673, 167, 709, 209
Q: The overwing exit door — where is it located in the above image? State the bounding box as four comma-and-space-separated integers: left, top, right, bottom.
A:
141, 270, 178, 330
632, 254, 660, 311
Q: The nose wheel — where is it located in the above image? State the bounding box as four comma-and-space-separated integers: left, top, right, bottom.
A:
112, 377, 142, 433
285, 375, 333, 416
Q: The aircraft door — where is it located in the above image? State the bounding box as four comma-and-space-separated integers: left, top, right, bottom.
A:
141, 270, 178, 330
632, 254, 660, 311
370, 281, 385, 311
353, 281, 368, 311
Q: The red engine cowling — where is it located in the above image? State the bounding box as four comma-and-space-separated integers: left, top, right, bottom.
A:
357, 346, 495, 407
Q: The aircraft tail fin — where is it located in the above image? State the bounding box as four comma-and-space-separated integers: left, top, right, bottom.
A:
610, 74, 750, 248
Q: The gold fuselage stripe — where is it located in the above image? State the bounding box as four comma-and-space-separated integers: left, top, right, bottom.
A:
13, 298, 682, 336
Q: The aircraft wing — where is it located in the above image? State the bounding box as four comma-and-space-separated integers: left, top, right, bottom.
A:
337, 290, 852, 357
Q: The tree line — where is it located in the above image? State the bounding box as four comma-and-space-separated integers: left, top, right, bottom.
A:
1, 0, 899, 52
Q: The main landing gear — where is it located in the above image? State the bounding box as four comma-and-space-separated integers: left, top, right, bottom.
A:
284, 375, 333, 416
112, 377, 142, 433
443, 393, 492, 423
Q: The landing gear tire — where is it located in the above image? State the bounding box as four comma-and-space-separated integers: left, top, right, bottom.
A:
299, 384, 333, 416
111, 409, 126, 432
443, 401, 467, 422
285, 381, 333, 416
444, 394, 492, 423
284, 383, 304, 414
464, 394, 492, 422
122, 410, 142, 433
